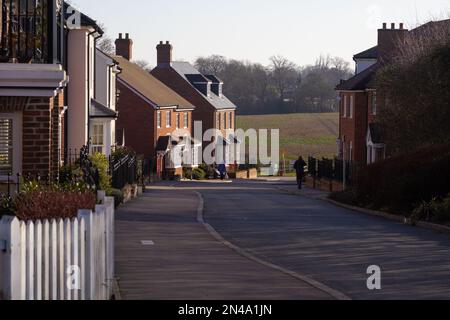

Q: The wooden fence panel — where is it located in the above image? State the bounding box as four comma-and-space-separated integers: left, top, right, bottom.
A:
0, 196, 115, 300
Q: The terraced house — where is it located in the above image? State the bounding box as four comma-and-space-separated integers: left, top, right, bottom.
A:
336, 19, 450, 165
114, 34, 200, 178
151, 42, 238, 152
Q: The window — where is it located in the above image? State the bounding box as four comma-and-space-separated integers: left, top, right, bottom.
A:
176, 113, 180, 129
371, 93, 377, 115
349, 96, 354, 119
343, 96, 348, 118
216, 114, 220, 129
157, 111, 161, 128
183, 112, 188, 129
91, 124, 104, 154
0, 119, 13, 175
166, 111, 171, 128
229, 112, 233, 129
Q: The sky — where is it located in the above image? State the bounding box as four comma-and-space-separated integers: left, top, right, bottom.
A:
69, 0, 449, 67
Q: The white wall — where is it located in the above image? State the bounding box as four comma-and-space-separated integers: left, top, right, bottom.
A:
67, 29, 96, 152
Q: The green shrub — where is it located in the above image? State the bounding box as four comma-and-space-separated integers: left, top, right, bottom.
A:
192, 168, 206, 180
356, 143, 450, 212
411, 195, 450, 225
107, 188, 123, 208
89, 153, 111, 191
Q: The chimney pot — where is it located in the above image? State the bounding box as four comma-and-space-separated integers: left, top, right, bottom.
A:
399, 23, 404, 30
115, 33, 133, 60
382, 23, 387, 29
391, 23, 395, 29
157, 41, 173, 68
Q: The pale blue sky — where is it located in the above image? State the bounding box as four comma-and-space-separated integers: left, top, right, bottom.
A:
69, 0, 449, 67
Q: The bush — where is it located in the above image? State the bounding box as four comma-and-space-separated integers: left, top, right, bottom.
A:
89, 153, 111, 191
107, 188, 123, 208
356, 143, 450, 212
192, 168, 207, 180
14, 187, 97, 221
412, 195, 450, 225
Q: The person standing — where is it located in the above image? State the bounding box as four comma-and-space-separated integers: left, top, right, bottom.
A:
294, 156, 307, 190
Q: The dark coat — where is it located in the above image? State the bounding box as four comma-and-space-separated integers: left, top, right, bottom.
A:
294, 159, 307, 176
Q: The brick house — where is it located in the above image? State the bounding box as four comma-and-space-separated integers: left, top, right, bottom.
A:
0, 0, 67, 180
336, 20, 450, 165
114, 34, 199, 178
151, 42, 238, 166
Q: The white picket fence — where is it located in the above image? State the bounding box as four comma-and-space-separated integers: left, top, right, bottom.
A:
0, 192, 115, 300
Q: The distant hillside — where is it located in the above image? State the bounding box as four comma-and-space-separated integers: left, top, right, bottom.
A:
236, 113, 339, 160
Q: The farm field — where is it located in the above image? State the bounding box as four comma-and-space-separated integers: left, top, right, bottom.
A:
236, 112, 339, 160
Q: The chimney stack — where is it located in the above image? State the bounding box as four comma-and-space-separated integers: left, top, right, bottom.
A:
115, 33, 133, 61
156, 41, 173, 68
378, 22, 408, 62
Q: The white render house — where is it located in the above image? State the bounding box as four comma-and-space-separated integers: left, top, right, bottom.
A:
66, 7, 118, 157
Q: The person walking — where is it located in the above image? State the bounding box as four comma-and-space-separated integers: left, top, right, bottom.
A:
294, 156, 307, 190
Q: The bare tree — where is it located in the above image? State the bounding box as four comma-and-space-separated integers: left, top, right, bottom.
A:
133, 59, 152, 72
269, 55, 299, 103
195, 55, 227, 75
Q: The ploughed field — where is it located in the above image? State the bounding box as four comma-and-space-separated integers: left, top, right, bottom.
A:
236, 112, 339, 160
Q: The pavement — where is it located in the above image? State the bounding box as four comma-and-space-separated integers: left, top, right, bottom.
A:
115, 179, 450, 300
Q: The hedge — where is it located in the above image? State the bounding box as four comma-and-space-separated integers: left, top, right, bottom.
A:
356, 143, 450, 212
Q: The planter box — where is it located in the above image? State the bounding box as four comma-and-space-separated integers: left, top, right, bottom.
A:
248, 169, 258, 179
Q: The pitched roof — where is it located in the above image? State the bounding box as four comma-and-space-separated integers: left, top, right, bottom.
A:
336, 62, 379, 91
114, 56, 194, 110
64, 3, 104, 34
353, 46, 378, 60
90, 99, 117, 118
171, 62, 237, 110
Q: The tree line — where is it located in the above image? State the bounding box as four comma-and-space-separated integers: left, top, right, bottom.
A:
195, 54, 353, 115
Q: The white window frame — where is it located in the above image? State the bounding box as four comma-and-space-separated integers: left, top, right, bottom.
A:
343, 96, 348, 118
166, 111, 171, 128
0, 112, 22, 179
229, 112, 233, 129
157, 111, 162, 129
349, 96, 354, 119
183, 112, 188, 129
91, 123, 105, 154
176, 113, 180, 129
372, 92, 377, 115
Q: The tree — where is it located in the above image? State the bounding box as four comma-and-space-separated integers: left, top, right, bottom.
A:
195, 55, 227, 75
96, 23, 115, 55
134, 60, 152, 72
269, 55, 300, 104
377, 21, 450, 155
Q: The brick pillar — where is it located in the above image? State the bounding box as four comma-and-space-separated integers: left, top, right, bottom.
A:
22, 98, 53, 176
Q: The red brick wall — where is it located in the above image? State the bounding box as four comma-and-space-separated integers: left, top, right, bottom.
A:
367, 90, 377, 124
339, 92, 368, 164
22, 96, 60, 175
151, 68, 216, 133
116, 82, 156, 159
